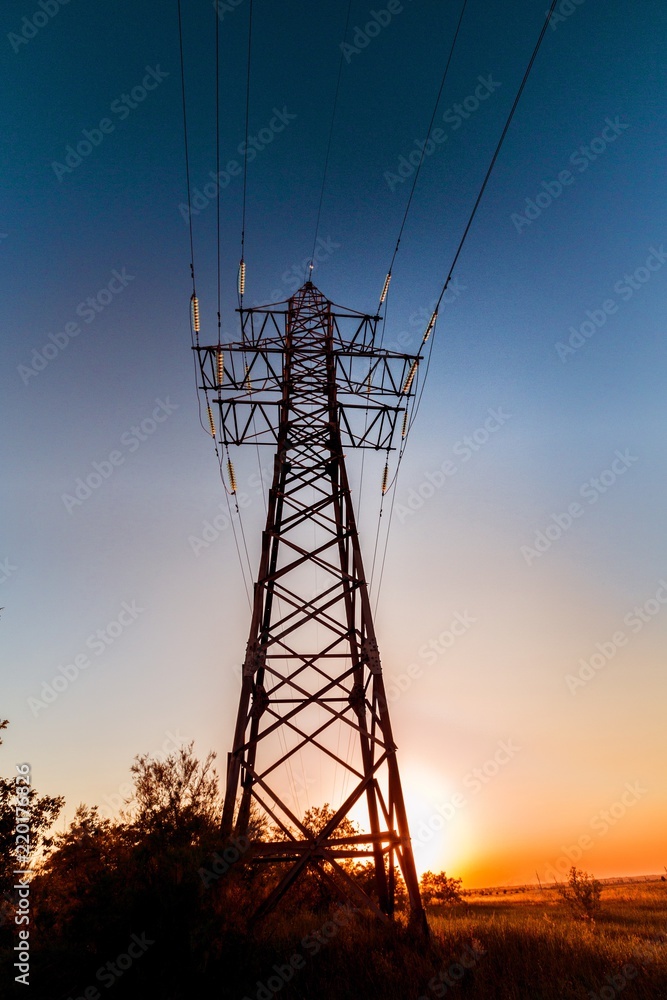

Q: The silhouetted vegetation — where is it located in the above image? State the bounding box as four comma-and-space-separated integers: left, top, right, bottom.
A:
1, 728, 666, 998
0, 719, 63, 900
554, 864, 603, 921
419, 870, 464, 906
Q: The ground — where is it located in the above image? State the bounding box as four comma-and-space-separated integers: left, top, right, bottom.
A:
234, 880, 667, 1000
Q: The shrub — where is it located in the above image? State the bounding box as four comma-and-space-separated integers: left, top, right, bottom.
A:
419, 870, 463, 906
554, 865, 602, 921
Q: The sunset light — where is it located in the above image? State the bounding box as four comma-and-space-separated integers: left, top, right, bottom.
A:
2, 1, 667, 997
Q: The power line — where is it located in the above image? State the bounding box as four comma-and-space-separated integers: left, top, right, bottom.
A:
377, 0, 469, 320
238, 0, 254, 307
403, 0, 560, 445
215, 0, 222, 334
372, 0, 559, 610
178, 1, 256, 604
432, 0, 560, 317
307, 0, 354, 279
218, 454, 253, 609
178, 0, 211, 440
177, 0, 196, 297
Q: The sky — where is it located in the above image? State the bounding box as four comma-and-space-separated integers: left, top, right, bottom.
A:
1, 0, 666, 889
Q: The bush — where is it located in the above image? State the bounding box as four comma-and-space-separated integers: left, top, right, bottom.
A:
554, 866, 602, 921
419, 870, 463, 906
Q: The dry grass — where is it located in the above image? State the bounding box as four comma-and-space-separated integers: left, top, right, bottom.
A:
234, 881, 667, 1000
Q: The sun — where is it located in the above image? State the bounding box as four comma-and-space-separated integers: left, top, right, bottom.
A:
398, 762, 474, 880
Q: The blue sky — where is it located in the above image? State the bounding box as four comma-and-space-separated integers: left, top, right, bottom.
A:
1, 0, 666, 884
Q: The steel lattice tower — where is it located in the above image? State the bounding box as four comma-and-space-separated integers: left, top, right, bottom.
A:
196, 282, 425, 926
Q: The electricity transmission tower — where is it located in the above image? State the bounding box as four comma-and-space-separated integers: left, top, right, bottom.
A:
196, 281, 426, 926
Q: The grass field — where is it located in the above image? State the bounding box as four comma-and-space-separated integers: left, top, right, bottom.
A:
236, 880, 667, 1000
